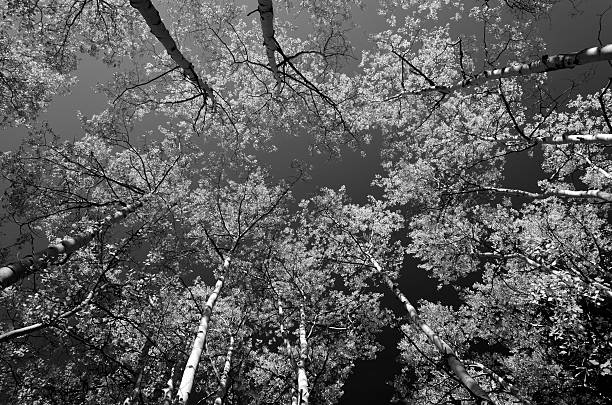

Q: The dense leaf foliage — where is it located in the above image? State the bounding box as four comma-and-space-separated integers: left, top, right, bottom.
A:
1, 0, 610, 404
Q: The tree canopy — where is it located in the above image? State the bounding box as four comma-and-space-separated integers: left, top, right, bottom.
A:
1, 0, 611, 404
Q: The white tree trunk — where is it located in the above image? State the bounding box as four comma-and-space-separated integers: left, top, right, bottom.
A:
481, 186, 612, 203
177, 256, 231, 404
258, 0, 281, 83
0, 201, 142, 289
478, 252, 612, 299
297, 304, 309, 405
129, 0, 214, 102
0, 277, 100, 342
536, 133, 612, 145
468, 362, 531, 405
412, 44, 612, 95
213, 335, 235, 405
369, 257, 493, 404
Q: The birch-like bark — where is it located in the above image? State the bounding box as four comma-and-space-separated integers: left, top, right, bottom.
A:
279, 300, 294, 360
478, 186, 612, 203
162, 369, 174, 405
213, 335, 235, 405
176, 256, 231, 404
0, 201, 142, 289
0, 279, 100, 343
478, 252, 612, 299
369, 257, 493, 404
535, 133, 612, 145
411, 44, 612, 95
297, 304, 309, 405
468, 362, 531, 405
258, 0, 281, 84
129, 0, 214, 102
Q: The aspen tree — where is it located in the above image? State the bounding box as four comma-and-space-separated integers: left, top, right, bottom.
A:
407, 45, 612, 95
213, 335, 235, 405
369, 257, 494, 404
129, 0, 214, 103
0, 201, 142, 289
470, 186, 612, 203
535, 133, 612, 145
296, 304, 309, 405
257, 0, 281, 84
177, 256, 230, 404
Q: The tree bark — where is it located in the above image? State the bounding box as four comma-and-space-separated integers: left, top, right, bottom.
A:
213, 335, 235, 405
479, 186, 612, 203
369, 257, 493, 404
412, 44, 612, 95
478, 252, 612, 299
468, 362, 531, 405
129, 0, 214, 102
0, 278, 100, 343
297, 304, 309, 405
0, 201, 142, 289
536, 133, 612, 145
257, 0, 281, 84
176, 256, 231, 404
123, 340, 153, 405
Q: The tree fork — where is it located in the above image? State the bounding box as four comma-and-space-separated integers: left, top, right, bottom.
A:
129, 0, 214, 103
369, 257, 494, 404
0, 200, 142, 290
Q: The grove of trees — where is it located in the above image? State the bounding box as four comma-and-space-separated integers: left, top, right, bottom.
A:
1, 0, 610, 404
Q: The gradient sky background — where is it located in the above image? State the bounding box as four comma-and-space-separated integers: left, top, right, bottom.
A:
1, 0, 611, 403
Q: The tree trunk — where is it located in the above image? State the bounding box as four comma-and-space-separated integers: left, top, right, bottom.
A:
0, 278, 101, 343
123, 340, 153, 405
0, 201, 142, 289
413, 44, 612, 95
468, 362, 531, 405
478, 252, 612, 299
369, 257, 493, 404
297, 304, 309, 405
161, 368, 175, 405
279, 300, 295, 364
479, 186, 612, 203
257, 0, 281, 83
176, 256, 231, 404
536, 133, 612, 145
213, 335, 235, 405
129, 0, 214, 102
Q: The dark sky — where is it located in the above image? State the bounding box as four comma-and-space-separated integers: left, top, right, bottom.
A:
1, 1, 611, 403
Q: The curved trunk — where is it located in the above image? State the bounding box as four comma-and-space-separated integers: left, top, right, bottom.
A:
129, 0, 214, 102
177, 256, 230, 404
369, 257, 493, 404
0, 201, 142, 289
